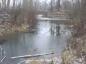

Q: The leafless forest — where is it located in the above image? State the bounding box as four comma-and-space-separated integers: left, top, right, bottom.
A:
0, 0, 86, 64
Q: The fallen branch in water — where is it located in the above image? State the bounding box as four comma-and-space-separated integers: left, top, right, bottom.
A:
11, 52, 54, 59
0, 56, 6, 63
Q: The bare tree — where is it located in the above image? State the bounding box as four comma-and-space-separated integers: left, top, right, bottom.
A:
56, 0, 60, 11
50, 0, 53, 11
1, 0, 7, 9
6, 0, 10, 8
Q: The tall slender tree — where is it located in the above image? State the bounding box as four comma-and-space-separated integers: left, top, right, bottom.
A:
7, 0, 10, 8
1, 0, 6, 8
50, 0, 53, 11
56, 0, 60, 11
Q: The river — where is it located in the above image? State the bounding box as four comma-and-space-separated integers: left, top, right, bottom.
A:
0, 19, 71, 64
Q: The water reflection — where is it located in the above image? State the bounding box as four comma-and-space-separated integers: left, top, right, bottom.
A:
50, 23, 61, 36
1, 21, 71, 64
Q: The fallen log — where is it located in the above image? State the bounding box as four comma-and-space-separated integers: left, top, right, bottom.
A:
11, 52, 54, 59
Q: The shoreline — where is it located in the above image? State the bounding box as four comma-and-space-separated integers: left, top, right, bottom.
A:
0, 22, 29, 41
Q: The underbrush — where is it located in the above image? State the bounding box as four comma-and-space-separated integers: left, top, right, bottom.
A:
61, 21, 86, 64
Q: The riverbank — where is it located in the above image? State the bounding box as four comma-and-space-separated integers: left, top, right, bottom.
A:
0, 22, 29, 40
61, 23, 86, 64
25, 56, 62, 64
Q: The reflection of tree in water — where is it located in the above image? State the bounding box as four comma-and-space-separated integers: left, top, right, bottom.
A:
50, 23, 55, 35
56, 24, 60, 35
50, 23, 61, 36
0, 45, 7, 64
28, 22, 38, 33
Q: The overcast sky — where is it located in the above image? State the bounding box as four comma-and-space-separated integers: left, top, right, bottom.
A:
0, 0, 73, 6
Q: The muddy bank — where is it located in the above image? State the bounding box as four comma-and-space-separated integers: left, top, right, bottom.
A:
0, 22, 29, 42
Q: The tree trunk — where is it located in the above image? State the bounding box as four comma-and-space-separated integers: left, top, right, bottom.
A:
50, 0, 53, 11
56, 0, 60, 11
7, 0, 10, 8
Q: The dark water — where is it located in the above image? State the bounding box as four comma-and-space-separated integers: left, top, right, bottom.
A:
0, 21, 71, 64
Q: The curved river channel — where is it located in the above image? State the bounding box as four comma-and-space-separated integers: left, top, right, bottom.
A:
0, 20, 71, 64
